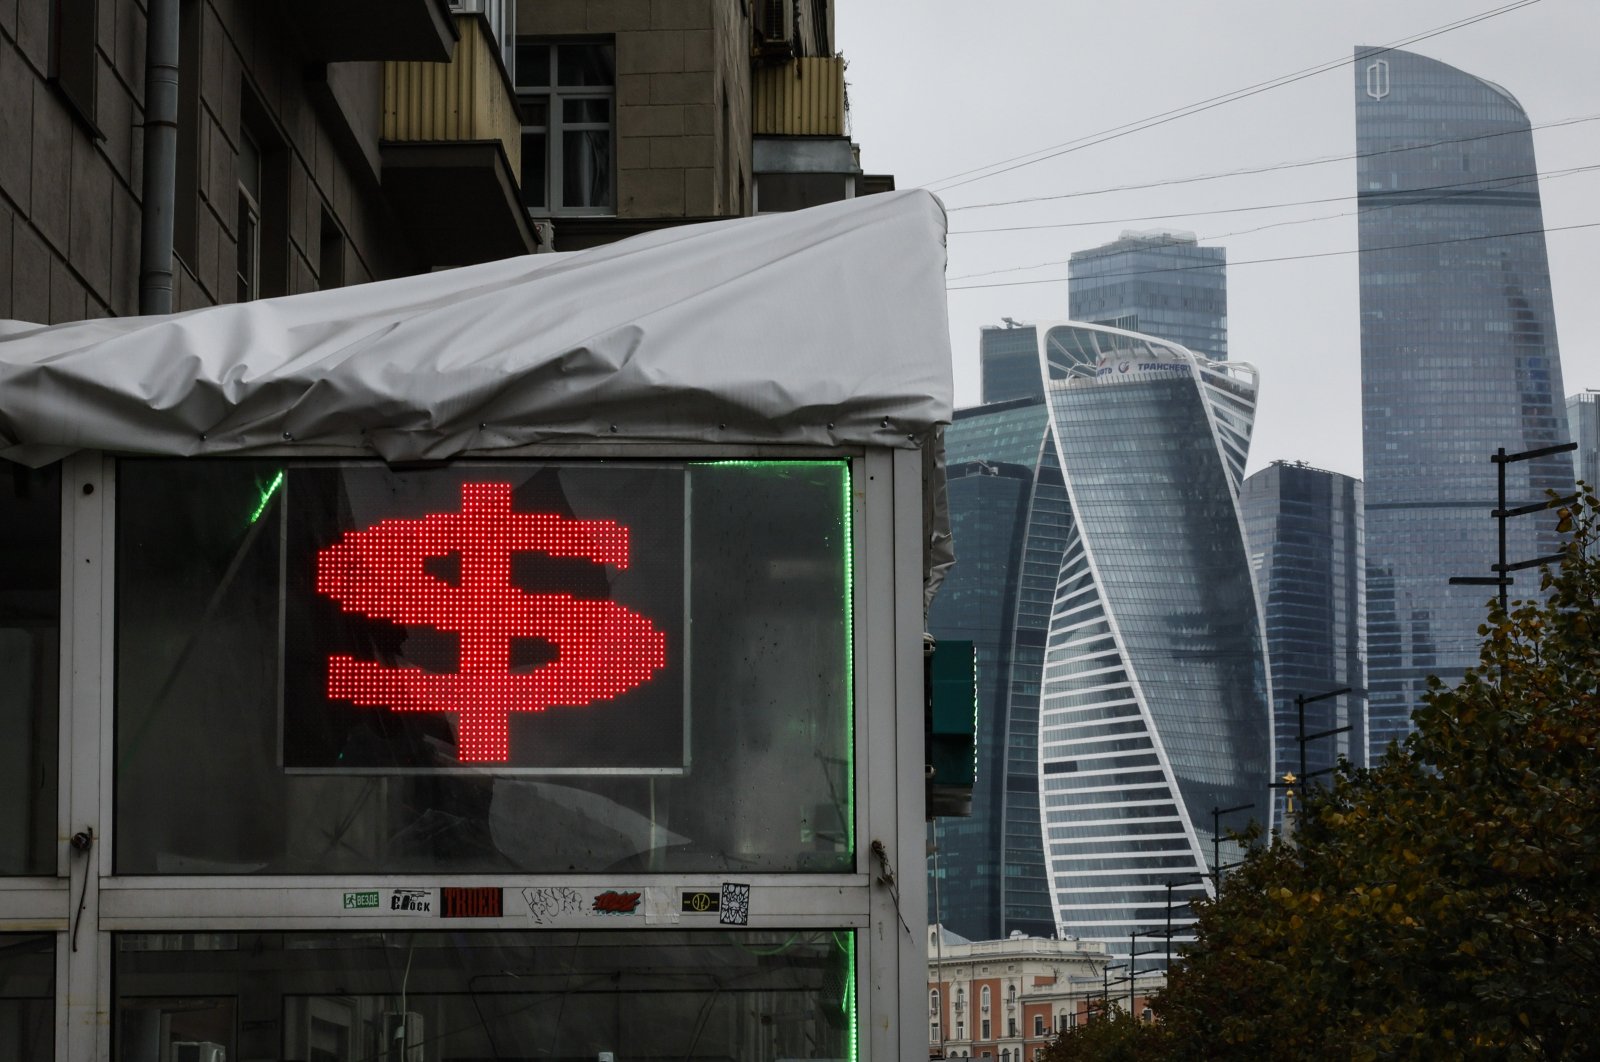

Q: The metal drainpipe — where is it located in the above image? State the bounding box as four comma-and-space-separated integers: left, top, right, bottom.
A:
139, 0, 181, 315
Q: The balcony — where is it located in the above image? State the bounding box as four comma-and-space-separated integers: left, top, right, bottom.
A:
295, 0, 455, 63
380, 12, 535, 266
752, 57, 846, 137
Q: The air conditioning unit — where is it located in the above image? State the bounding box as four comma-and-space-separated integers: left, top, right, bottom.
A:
172, 1043, 226, 1062
383, 1012, 424, 1062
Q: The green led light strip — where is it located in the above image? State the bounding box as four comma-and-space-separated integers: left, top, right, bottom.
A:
840, 929, 859, 1062
250, 469, 285, 524
841, 461, 855, 856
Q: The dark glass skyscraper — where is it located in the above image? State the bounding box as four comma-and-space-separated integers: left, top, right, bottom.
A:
1038, 323, 1271, 960
1355, 48, 1573, 759
1241, 462, 1366, 820
1569, 393, 1599, 493
1068, 231, 1228, 362
980, 322, 1044, 404
927, 397, 1054, 942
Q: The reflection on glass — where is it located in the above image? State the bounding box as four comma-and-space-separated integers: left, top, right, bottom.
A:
562, 129, 611, 209
0, 461, 59, 876
556, 43, 614, 87
116, 461, 853, 875
116, 930, 854, 1061
0, 934, 54, 1060
513, 42, 549, 87
519, 129, 547, 208
562, 98, 609, 124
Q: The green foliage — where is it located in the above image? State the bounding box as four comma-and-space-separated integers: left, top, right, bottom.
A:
1041, 1002, 1167, 1061
1079, 488, 1600, 1060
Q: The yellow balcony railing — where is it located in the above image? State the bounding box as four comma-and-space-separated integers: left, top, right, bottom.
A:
753, 56, 846, 137
383, 13, 521, 180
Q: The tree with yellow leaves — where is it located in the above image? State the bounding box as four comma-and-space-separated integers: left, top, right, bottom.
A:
1047, 488, 1600, 1060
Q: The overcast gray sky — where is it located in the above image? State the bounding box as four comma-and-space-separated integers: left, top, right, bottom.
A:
836, 0, 1599, 479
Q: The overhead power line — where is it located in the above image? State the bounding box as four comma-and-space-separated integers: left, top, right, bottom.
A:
928, 0, 1544, 195
945, 221, 1600, 292
948, 162, 1600, 238
945, 164, 1600, 282
946, 112, 1600, 214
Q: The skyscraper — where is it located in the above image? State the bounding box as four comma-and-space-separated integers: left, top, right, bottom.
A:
1355, 48, 1573, 758
1037, 322, 1272, 960
980, 322, 1044, 404
927, 397, 1054, 942
1569, 393, 1600, 492
1068, 231, 1228, 362
1241, 462, 1367, 817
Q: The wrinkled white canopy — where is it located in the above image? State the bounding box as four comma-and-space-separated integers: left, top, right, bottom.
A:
0, 189, 955, 600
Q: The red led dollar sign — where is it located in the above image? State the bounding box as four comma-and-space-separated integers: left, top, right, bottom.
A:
315, 482, 667, 763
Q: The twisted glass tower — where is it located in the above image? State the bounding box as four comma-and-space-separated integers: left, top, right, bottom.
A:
1355, 48, 1573, 758
1036, 323, 1272, 959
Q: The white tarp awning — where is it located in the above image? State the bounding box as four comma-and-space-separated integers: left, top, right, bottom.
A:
0, 188, 954, 601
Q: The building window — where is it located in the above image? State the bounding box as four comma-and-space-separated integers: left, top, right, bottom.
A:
981, 985, 990, 1013
515, 40, 614, 215
48, 0, 97, 125
236, 92, 288, 301
1008, 1017, 1017, 1037
1033, 1015, 1044, 1036
981, 1018, 990, 1040
235, 128, 262, 302
931, 988, 940, 1016
956, 1020, 964, 1039
318, 209, 345, 290
173, 0, 201, 270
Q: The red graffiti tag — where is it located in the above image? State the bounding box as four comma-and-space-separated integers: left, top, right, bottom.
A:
592, 890, 643, 914
315, 482, 667, 762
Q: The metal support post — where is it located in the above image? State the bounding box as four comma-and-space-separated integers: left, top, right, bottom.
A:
1210, 802, 1254, 889
1450, 441, 1578, 611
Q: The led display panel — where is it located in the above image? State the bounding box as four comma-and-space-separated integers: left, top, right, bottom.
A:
280, 465, 686, 773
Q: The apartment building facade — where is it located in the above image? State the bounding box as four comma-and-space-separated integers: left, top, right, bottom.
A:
926, 925, 1158, 1061
3, 0, 878, 322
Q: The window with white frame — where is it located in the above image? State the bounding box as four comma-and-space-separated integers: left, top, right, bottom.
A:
1033, 1014, 1044, 1036
236, 128, 262, 302
451, 0, 512, 71
515, 40, 615, 215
